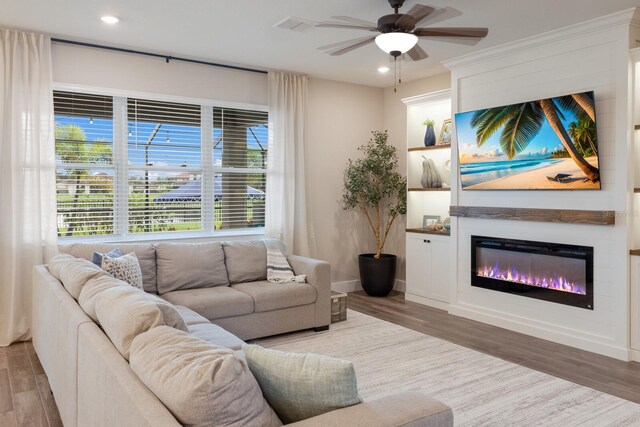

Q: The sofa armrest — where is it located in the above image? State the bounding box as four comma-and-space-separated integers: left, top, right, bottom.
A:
287, 391, 453, 427
287, 255, 331, 328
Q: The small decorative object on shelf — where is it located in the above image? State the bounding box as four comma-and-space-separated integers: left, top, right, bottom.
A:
438, 119, 452, 145
442, 217, 451, 231
423, 119, 436, 146
423, 215, 441, 229
420, 156, 442, 188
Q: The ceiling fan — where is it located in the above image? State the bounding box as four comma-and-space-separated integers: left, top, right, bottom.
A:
316, 0, 488, 61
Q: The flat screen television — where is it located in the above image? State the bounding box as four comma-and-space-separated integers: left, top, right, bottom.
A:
455, 91, 600, 190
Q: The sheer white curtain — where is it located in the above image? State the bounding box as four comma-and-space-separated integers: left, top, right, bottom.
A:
265, 71, 316, 257
0, 29, 57, 346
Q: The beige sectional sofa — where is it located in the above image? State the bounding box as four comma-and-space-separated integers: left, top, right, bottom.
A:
32, 240, 453, 427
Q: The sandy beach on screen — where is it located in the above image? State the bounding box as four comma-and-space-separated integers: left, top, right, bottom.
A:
464, 156, 600, 190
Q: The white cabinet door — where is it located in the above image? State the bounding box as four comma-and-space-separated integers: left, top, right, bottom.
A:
406, 233, 450, 304
427, 236, 450, 303
406, 234, 430, 298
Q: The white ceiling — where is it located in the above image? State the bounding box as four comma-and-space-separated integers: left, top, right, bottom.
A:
2, 0, 640, 87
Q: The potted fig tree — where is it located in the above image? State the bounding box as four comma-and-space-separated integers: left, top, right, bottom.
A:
342, 130, 407, 297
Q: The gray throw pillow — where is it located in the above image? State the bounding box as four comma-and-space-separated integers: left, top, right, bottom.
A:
243, 344, 362, 423
92, 248, 123, 266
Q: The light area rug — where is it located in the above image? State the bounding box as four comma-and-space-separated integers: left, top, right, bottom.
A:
254, 310, 640, 426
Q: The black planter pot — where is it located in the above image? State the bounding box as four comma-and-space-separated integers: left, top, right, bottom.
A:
358, 254, 397, 297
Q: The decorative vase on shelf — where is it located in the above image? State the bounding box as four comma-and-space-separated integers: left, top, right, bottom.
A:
423, 124, 436, 146
420, 156, 442, 188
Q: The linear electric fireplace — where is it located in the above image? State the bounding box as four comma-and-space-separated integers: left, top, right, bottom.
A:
471, 236, 593, 310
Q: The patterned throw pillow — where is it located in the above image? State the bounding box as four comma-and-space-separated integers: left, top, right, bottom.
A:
102, 252, 144, 290
92, 248, 123, 266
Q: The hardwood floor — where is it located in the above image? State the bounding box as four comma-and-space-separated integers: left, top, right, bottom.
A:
348, 290, 640, 404
0, 342, 62, 427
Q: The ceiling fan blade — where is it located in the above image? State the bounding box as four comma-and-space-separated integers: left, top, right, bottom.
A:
396, 4, 436, 27
414, 27, 489, 38
329, 37, 376, 56
331, 15, 377, 27
318, 36, 376, 51
406, 44, 428, 61
414, 7, 462, 27
317, 22, 378, 31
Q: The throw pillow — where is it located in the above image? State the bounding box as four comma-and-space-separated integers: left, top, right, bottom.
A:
102, 252, 143, 290
243, 344, 362, 423
92, 248, 123, 266
130, 326, 282, 427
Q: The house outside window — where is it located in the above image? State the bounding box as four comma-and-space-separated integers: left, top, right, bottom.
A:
54, 90, 268, 239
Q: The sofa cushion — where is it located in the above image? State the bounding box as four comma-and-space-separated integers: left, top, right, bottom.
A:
222, 240, 267, 284
188, 323, 245, 351
47, 254, 76, 280
232, 281, 316, 313
162, 287, 254, 320
59, 243, 157, 293
79, 274, 130, 322
129, 326, 282, 427
102, 253, 144, 290
155, 242, 229, 294
95, 286, 188, 360
174, 305, 211, 326
243, 344, 361, 424
58, 257, 108, 300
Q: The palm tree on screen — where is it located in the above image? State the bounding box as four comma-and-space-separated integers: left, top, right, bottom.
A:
470, 94, 599, 182
568, 117, 597, 156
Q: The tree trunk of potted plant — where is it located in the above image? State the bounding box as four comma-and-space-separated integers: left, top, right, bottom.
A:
342, 130, 407, 297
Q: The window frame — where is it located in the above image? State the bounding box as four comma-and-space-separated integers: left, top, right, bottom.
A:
54, 84, 268, 243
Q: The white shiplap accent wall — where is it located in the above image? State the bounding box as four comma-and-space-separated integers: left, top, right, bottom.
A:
443, 9, 640, 360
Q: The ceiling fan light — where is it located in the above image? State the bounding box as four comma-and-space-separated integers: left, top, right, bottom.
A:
375, 32, 418, 54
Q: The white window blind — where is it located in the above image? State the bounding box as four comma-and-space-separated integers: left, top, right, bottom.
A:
53, 90, 268, 239
213, 107, 267, 230
54, 91, 114, 236
127, 98, 202, 233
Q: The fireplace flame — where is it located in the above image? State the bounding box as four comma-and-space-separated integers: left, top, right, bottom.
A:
477, 263, 586, 295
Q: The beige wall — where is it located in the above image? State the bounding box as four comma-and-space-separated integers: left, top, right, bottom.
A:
307, 78, 384, 283
381, 73, 451, 283
52, 43, 267, 106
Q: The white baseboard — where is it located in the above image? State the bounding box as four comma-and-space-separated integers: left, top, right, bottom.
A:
331, 279, 406, 293
331, 280, 362, 293
632, 348, 640, 362
449, 303, 630, 361
405, 293, 449, 310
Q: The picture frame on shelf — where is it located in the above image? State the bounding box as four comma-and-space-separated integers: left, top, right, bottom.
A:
423, 215, 441, 229
438, 119, 452, 145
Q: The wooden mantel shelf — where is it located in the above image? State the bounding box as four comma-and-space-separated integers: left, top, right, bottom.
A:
449, 206, 615, 226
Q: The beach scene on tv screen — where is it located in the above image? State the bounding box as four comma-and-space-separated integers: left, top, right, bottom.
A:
456, 91, 600, 190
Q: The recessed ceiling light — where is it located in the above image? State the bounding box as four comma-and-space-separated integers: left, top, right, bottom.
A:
377, 66, 390, 73
100, 15, 120, 24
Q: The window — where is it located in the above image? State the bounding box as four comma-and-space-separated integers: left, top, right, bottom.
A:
54, 92, 114, 237
54, 90, 268, 239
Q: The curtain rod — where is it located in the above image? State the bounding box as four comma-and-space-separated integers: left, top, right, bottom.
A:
51, 38, 268, 75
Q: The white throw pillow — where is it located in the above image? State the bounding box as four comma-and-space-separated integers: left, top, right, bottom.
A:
102, 252, 143, 290
130, 326, 282, 427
